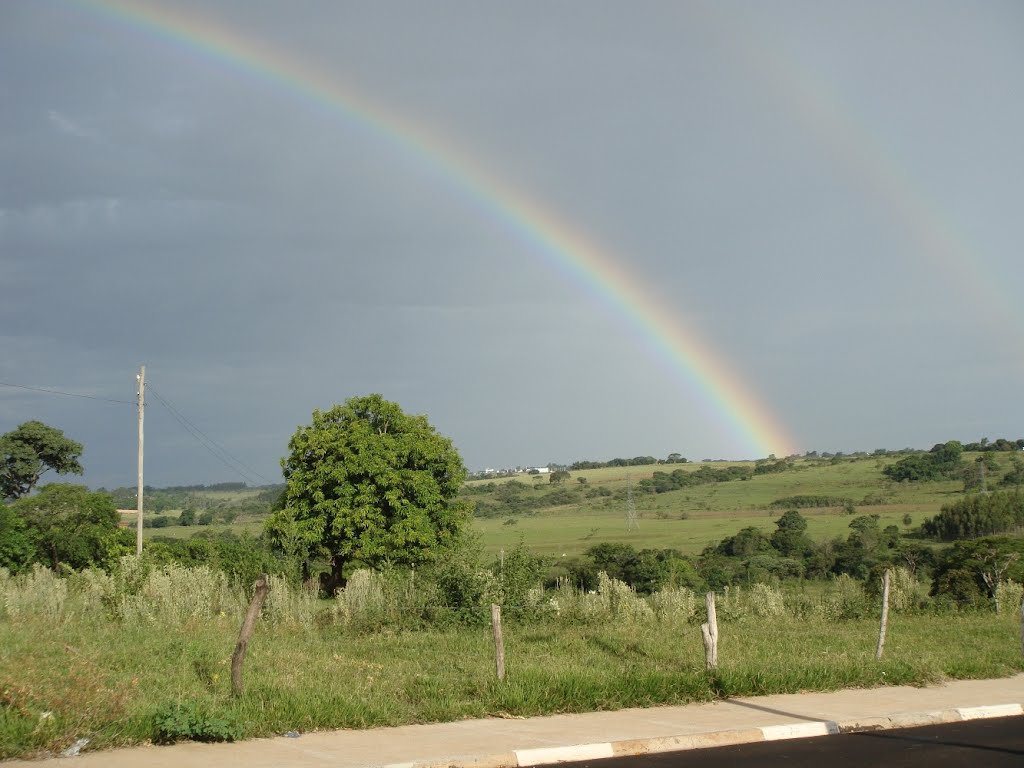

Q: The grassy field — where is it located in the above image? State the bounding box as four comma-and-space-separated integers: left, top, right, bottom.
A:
474, 505, 928, 558
1, 566, 1021, 759
469, 454, 986, 557
136, 453, 1012, 557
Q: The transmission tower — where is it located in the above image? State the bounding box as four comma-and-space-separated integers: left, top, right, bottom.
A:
625, 473, 639, 531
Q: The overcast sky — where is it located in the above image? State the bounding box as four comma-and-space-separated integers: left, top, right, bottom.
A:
2, 1, 1023, 489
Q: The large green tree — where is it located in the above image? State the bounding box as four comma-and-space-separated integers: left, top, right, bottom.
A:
0, 421, 84, 500
266, 395, 469, 593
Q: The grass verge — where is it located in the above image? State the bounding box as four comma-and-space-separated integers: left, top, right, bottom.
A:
1, 610, 1021, 759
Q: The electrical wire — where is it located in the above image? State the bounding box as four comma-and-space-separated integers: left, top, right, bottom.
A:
0, 380, 133, 405
145, 383, 271, 486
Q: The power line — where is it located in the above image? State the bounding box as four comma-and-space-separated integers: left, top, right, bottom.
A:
145, 383, 271, 486
0, 380, 133, 405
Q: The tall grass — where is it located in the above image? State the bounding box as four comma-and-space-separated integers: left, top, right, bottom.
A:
1, 563, 1022, 759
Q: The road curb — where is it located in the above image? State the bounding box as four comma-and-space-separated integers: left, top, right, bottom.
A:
406, 701, 1023, 768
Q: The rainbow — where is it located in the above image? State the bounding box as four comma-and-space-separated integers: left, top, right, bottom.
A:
700, 6, 1019, 338
70, 0, 798, 457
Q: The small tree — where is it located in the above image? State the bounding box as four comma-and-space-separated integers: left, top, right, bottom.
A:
266, 394, 469, 594
0, 421, 84, 500
770, 510, 812, 557
11, 484, 126, 570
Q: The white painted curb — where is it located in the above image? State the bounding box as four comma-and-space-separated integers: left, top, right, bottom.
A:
515, 743, 615, 766
407, 700, 1024, 768
956, 703, 1023, 720
760, 721, 838, 740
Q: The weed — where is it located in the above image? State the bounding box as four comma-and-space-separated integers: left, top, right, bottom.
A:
152, 702, 240, 744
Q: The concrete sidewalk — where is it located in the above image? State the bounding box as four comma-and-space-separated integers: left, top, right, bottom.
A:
8, 675, 1024, 767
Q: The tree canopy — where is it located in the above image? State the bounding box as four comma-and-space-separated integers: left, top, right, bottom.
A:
266, 395, 469, 593
0, 421, 84, 500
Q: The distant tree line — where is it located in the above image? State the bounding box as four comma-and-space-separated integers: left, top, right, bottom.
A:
962, 437, 1024, 452
636, 465, 753, 494
569, 456, 664, 470
768, 495, 855, 509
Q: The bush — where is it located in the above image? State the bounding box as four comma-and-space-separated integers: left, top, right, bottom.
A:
152, 702, 240, 744
994, 580, 1023, 615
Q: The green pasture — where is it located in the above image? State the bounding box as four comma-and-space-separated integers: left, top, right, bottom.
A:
473, 505, 922, 558
139, 452, 1015, 557
467, 454, 1002, 557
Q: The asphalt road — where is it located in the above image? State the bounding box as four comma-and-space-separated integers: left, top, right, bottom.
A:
536, 716, 1024, 768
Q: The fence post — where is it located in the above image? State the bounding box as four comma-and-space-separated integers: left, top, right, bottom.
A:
491, 603, 506, 681
231, 573, 270, 696
875, 568, 891, 661
700, 591, 718, 671
1020, 592, 1024, 657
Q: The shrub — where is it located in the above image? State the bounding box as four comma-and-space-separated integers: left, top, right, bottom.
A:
596, 572, 653, 620
152, 702, 240, 744
0, 564, 67, 621
648, 586, 697, 622
748, 583, 785, 617
995, 580, 1023, 615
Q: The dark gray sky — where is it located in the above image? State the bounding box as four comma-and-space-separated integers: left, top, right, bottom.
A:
2, 1, 1023, 488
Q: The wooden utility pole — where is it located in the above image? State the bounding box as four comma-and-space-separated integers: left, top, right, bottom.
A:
136, 365, 145, 556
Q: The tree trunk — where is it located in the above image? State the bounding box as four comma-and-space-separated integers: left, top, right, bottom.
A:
319, 555, 346, 596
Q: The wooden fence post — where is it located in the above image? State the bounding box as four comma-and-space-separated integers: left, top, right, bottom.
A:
875, 568, 891, 661
491, 603, 506, 680
231, 573, 270, 697
700, 591, 718, 671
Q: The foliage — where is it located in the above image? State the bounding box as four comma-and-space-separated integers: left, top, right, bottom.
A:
549, 469, 571, 484
580, 543, 696, 594
768, 495, 854, 509
0, 421, 84, 500
11, 484, 129, 571
753, 457, 795, 475
2, 554, 1024, 759
921, 490, 1024, 540
636, 464, 753, 494
569, 456, 659, 470
999, 456, 1024, 489
882, 441, 963, 482
152, 702, 240, 744
930, 537, 1024, 604
468, 481, 582, 518
0, 503, 33, 572
770, 510, 813, 557
493, 541, 545, 612
267, 395, 469, 593
963, 437, 1024, 452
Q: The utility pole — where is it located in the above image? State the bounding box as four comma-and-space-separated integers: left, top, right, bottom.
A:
136, 365, 145, 555
625, 473, 639, 531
